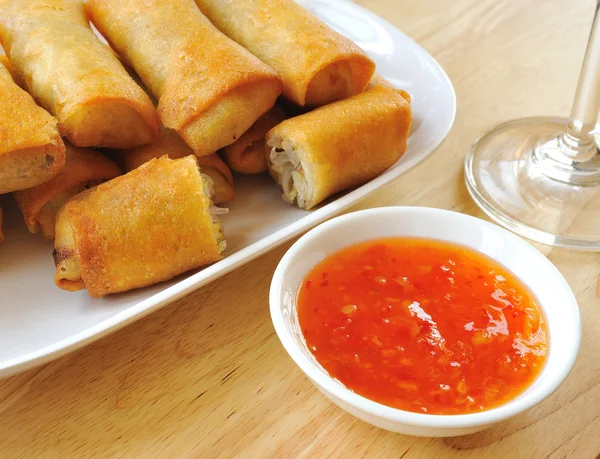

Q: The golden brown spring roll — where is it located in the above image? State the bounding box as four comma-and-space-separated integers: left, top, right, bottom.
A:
0, 0, 159, 149
266, 86, 412, 210
13, 144, 122, 240
54, 156, 226, 297
87, 0, 282, 156
221, 107, 287, 175
193, 0, 375, 107
0, 59, 66, 194
122, 128, 235, 204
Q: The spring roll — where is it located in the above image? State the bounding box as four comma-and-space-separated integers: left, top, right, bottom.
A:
221, 107, 287, 175
14, 144, 122, 240
54, 156, 226, 297
0, 58, 66, 194
193, 0, 375, 107
267, 86, 412, 210
0, 0, 159, 149
122, 128, 235, 204
87, 0, 282, 156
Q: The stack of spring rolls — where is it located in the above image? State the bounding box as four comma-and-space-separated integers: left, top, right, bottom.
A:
0, 0, 412, 298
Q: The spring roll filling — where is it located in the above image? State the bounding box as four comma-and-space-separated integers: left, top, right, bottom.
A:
200, 171, 227, 253
268, 137, 313, 209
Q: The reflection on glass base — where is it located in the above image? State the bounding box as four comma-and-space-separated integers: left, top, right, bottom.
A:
465, 117, 600, 250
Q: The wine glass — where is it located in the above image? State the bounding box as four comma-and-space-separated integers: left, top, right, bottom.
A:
464, 2, 600, 250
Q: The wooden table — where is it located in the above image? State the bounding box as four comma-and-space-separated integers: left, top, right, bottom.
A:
2, 0, 599, 457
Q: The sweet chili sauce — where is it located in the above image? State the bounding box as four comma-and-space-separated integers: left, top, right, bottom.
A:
297, 237, 548, 415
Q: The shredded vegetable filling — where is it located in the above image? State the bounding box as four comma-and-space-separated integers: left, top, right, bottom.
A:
268, 138, 311, 208
297, 237, 548, 415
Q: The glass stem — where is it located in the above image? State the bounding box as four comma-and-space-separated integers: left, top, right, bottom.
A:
560, 0, 600, 162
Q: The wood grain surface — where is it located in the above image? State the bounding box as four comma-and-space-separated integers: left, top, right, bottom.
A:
2, 0, 599, 457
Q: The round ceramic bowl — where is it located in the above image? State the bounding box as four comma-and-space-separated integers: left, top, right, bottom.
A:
269, 207, 581, 437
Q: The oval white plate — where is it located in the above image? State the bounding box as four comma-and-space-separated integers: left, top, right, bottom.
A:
0, 0, 456, 377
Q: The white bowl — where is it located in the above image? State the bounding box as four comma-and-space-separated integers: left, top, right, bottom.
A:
269, 207, 581, 437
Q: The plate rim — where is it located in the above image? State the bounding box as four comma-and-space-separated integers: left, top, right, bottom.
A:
0, 1, 456, 377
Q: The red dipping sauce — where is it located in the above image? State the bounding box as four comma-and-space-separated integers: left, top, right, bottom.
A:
297, 237, 548, 415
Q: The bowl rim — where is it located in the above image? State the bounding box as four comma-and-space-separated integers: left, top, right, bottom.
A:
269, 206, 581, 429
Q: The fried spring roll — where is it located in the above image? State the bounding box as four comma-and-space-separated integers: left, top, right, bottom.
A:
54, 156, 226, 297
122, 128, 235, 204
266, 86, 412, 210
87, 0, 282, 156
221, 107, 287, 175
0, 59, 65, 194
193, 0, 375, 107
14, 144, 122, 240
0, 0, 159, 149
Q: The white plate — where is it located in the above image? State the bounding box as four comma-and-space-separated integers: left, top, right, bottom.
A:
0, 0, 456, 377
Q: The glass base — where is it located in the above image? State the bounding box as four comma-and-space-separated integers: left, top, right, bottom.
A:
465, 117, 600, 250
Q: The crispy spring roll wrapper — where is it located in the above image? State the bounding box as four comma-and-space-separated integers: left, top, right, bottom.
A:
367, 74, 412, 105
54, 156, 226, 297
0, 59, 66, 194
87, 0, 282, 156
0, 0, 159, 149
122, 128, 235, 204
221, 107, 287, 175
193, 0, 375, 107
13, 144, 122, 240
266, 86, 412, 210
